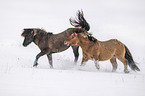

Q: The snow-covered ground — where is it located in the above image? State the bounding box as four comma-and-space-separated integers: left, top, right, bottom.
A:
0, 0, 145, 96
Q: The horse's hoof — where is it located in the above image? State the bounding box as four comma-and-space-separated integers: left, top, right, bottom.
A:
96, 67, 100, 70
80, 64, 85, 66
33, 63, 38, 67
95, 65, 100, 70
112, 69, 117, 72
74, 60, 77, 65
50, 65, 53, 69
124, 70, 130, 73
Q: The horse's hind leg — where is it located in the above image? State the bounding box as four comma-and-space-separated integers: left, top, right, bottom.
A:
118, 57, 129, 73
110, 56, 118, 72
47, 54, 53, 68
94, 60, 100, 70
71, 46, 79, 63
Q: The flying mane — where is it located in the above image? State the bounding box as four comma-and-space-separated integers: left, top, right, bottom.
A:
69, 10, 96, 42
87, 35, 97, 42
74, 29, 97, 42
70, 10, 90, 31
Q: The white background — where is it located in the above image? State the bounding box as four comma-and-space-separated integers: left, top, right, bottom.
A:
0, 0, 145, 96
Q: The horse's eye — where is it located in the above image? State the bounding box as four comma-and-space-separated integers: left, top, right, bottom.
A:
72, 36, 74, 39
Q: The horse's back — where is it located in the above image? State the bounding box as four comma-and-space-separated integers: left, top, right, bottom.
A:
98, 39, 125, 61
99, 39, 124, 48
47, 31, 72, 52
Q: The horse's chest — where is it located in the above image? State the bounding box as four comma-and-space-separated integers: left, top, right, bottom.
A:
83, 45, 100, 60
83, 50, 94, 59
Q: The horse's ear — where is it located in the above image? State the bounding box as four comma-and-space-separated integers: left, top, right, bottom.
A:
84, 35, 88, 38
81, 33, 87, 38
74, 32, 78, 36
71, 33, 77, 36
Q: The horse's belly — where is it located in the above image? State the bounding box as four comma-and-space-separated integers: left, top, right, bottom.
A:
99, 49, 115, 61
52, 45, 69, 53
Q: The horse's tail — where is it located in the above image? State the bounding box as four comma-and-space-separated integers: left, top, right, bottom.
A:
70, 10, 90, 31
124, 45, 140, 71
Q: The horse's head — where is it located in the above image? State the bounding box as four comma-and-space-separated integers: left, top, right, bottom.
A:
21, 29, 37, 47
64, 33, 88, 46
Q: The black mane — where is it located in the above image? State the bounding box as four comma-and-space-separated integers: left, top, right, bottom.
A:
87, 35, 97, 42
70, 10, 90, 31
22, 28, 53, 36
33, 28, 53, 34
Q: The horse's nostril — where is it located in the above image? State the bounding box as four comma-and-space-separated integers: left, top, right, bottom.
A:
64, 42, 69, 46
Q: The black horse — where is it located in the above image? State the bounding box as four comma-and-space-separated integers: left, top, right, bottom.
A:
21, 10, 90, 68
22, 28, 86, 68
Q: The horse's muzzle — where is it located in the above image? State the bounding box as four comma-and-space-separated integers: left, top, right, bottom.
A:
23, 43, 27, 47
23, 42, 29, 47
64, 42, 69, 46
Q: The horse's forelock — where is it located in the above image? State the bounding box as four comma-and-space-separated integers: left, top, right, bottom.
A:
21, 28, 53, 37
78, 32, 97, 42
79, 33, 88, 39
21, 29, 34, 37
74, 28, 86, 33
21, 31, 27, 37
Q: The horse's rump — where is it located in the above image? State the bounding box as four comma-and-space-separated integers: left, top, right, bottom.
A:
98, 39, 125, 61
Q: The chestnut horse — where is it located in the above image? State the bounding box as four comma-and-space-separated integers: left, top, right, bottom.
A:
64, 33, 140, 73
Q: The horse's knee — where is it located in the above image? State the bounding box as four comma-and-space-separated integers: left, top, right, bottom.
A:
74, 52, 79, 59
72, 46, 79, 62
75, 53, 79, 57
74, 50, 79, 58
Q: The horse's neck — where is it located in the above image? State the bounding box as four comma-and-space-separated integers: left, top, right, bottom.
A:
33, 33, 48, 45
78, 35, 90, 48
78, 34, 98, 51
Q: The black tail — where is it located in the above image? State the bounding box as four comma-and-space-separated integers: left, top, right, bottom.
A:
70, 10, 90, 31
124, 45, 140, 71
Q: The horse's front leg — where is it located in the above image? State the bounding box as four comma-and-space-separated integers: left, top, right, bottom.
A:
71, 46, 79, 63
81, 52, 89, 66
33, 51, 46, 67
47, 54, 53, 68
94, 60, 100, 70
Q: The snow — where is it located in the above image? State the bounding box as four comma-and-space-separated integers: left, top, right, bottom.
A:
0, 0, 145, 96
